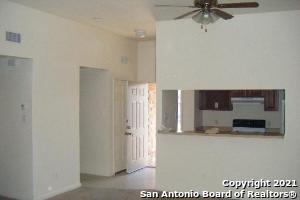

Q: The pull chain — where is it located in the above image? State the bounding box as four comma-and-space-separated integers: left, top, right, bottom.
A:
200, 25, 208, 32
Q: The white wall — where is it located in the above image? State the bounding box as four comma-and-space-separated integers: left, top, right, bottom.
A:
156, 10, 300, 197
0, 0, 137, 199
80, 68, 114, 176
0, 56, 33, 200
137, 40, 156, 83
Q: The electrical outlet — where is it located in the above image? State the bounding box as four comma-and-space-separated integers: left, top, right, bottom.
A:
214, 102, 219, 109
48, 186, 53, 191
215, 120, 219, 125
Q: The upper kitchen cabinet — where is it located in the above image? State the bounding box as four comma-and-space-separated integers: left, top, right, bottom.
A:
263, 90, 279, 111
230, 90, 245, 97
246, 90, 264, 97
230, 90, 263, 97
199, 90, 232, 111
199, 90, 279, 111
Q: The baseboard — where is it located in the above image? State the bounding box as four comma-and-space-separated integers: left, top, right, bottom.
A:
115, 169, 126, 175
147, 166, 156, 169
34, 182, 81, 200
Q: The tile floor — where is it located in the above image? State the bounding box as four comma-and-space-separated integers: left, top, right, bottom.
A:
0, 168, 156, 200
81, 167, 155, 190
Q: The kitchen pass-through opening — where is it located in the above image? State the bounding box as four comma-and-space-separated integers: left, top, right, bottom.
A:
161, 89, 285, 136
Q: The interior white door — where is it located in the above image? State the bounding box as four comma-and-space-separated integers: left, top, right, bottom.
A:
126, 83, 149, 173
113, 80, 128, 173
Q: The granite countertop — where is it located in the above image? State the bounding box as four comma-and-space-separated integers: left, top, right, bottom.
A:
158, 129, 284, 138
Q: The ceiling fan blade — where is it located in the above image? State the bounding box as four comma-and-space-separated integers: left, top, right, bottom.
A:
174, 9, 201, 20
155, 5, 196, 8
216, 2, 259, 8
211, 9, 234, 20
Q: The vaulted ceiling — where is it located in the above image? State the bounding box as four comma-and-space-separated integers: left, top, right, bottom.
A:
9, 0, 300, 39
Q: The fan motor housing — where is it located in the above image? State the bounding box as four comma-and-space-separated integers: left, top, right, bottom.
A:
194, 0, 218, 8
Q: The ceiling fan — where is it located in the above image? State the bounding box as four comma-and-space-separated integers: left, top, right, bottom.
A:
156, 0, 259, 31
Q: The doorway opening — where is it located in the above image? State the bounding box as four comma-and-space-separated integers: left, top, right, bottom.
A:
147, 83, 156, 167
80, 67, 114, 176
113, 81, 157, 173
80, 67, 156, 189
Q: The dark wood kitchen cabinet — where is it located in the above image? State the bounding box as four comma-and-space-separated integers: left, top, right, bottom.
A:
199, 90, 232, 111
199, 90, 279, 111
246, 90, 264, 97
263, 90, 279, 111
230, 90, 263, 97
230, 90, 245, 97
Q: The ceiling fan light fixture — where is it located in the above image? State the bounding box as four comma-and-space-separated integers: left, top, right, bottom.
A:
192, 11, 219, 25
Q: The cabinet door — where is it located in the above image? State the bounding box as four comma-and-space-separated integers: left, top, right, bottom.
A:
200, 90, 231, 110
230, 90, 245, 97
264, 90, 278, 111
246, 90, 263, 97
231, 90, 263, 97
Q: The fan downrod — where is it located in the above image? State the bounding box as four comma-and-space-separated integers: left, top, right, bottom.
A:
194, 0, 218, 9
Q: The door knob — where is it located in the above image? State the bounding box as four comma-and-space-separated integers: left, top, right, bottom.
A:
125, 132, 132, 136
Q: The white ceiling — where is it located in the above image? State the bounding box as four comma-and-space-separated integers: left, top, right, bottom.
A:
9, 0, 300, 39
